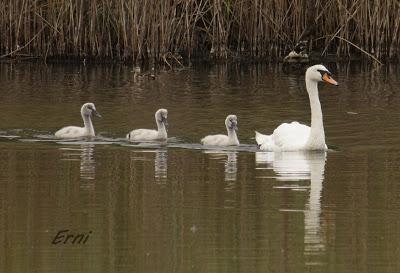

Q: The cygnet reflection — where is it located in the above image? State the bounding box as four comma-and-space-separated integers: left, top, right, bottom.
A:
204, 150, 238, 182
60, 144, 96, 181
154, 150, 168, 183
129, 149, 168, 183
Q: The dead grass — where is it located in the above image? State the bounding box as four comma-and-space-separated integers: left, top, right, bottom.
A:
0, 0, 398, 63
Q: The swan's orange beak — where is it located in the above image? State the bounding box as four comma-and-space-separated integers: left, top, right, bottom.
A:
322, 73, 338, 86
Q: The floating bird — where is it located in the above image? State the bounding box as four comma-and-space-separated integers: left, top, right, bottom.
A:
255, 64, 338, 151
55, 103, 101, 139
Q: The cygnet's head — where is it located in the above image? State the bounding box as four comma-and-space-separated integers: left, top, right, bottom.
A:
306, 64, 338, 86
81, 103, 101, 118
225, 115, 238, 131
155, 108, 168, 127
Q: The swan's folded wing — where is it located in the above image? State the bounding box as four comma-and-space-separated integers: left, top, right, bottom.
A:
273, 122, 310, 150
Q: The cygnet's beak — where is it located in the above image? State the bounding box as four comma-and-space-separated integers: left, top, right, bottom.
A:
160, 116, 168, 130
232, 122, 238, 131
322, 73, 339, 86
163, 118, 168, 130
93, 109, 102, 118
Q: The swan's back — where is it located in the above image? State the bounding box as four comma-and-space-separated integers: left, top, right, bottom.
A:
201, 134, 234, 146
55, 126, 88, 139
127, 129, 161, 141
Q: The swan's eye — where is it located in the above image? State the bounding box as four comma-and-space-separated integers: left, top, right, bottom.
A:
317, 69, 332, 78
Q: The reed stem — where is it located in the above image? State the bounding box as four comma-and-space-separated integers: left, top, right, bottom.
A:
0, 0, 398, 63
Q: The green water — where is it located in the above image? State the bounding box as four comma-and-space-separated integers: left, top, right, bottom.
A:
0, 62, 400, 273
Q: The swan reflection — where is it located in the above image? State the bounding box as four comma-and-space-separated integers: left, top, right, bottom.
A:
60, 144, 96, 181
256, 151, 326, 257
204, 150, 238, 182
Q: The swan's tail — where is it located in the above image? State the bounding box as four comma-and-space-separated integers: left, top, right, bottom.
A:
255, 131, 270, 148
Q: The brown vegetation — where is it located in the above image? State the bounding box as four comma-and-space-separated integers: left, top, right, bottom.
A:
0, 0, 399, 63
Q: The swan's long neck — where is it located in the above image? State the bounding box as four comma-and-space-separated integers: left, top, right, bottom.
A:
156, 120, 167, 139
227, 127, 240, 145
305, 79, 325, 149
82, 113, 95, 136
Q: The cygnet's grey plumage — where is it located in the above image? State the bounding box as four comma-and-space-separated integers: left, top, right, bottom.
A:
201, 115, 240, 146
55, 102, 101, 139
126, 109, 168, 141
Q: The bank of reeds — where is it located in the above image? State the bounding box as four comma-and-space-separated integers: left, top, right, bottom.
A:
0, 0, 399, 63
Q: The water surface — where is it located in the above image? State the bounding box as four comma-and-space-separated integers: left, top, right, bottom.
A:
1, 62, 400, 273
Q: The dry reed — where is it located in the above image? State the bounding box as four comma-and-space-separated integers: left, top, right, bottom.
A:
0, 0, 399, 63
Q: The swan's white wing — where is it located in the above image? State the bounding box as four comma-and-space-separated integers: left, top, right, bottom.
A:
272, 122, 310, 151
127, 129, 159, 141
256, 122, 311, 151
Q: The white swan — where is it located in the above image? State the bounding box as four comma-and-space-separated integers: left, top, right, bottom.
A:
126, 109, 168, 141
201, 115, 240, 146
255, 64, 338, 151
55, 102, 101, 139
